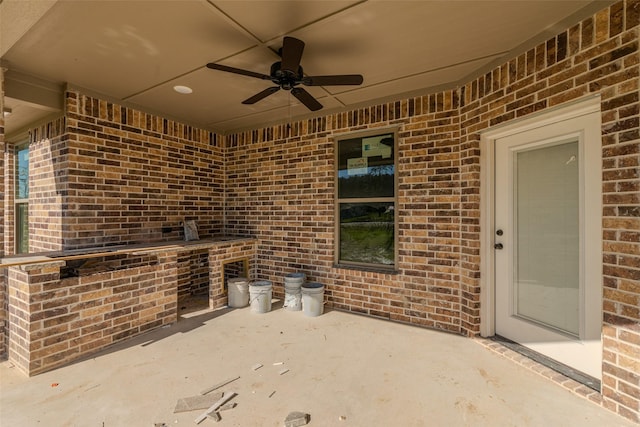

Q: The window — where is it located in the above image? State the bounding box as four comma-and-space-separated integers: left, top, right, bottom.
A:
15, 144, 29, 253
336, 130, 397, 269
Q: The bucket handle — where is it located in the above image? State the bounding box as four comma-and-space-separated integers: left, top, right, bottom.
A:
249, 288, 270, 304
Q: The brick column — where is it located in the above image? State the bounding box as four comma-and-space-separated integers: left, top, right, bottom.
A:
208, 240, 257, 309
8, 263, 66, 375
155, 252, 179, 324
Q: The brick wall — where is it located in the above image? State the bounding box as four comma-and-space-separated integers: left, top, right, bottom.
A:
225, 94, 466, 331
3, 144, 15, 256
4, 238, 256, 376
1, 89, 225, 358
1, 67, 5, 357
0, 0, 637, 422
458, 1, 639, 420
28, 118, 67, 252
208, 240, 257, 308
31, 91, 226, 251
225, 1, 639, 421
1, 67, 5, 254
7, 253, 177, 376
177, 250, 209, 299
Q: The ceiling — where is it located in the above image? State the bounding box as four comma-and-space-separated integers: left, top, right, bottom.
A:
1, 0, 612, 137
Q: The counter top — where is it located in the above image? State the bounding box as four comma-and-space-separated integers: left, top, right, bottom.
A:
0, 237, 257, 270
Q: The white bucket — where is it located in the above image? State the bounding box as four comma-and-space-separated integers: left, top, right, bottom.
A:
284, 285, 302, 311
227, 277, 249, 308
301, 282, 325, 317
284, 272, 305, 287
283, 272, 305, 311
249, 280, 273, 314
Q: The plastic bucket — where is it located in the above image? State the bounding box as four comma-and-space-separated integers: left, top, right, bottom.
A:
283, 272, 304, 311
283, 285, 302, 311
301, 282, 325, 317
227, 277, 249, 308
249, 280, 273, 313
284, 272, 305, 287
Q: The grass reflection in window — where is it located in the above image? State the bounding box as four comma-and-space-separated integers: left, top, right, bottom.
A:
336, 131, 396, 269
340, 202, 394, 265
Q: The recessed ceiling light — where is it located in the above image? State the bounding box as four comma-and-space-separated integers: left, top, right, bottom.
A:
173, 85, 193, 94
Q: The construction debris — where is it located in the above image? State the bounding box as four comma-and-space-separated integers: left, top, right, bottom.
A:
194, 392, 237, 425
218, 403, 236, 411
206, 412, 221, 422
174, 392, 224, 413
252, 363, 263, 371
153, 423, 168, 427
284, 411, 310, 427
278, 368, 289, 375
273, 362, 284, 366
200, 376, 241, 395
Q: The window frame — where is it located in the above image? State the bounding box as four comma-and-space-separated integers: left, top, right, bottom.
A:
14, 142, 29, 254
334, 127, 399, 271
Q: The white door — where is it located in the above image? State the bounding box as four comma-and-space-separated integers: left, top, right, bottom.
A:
494, 109, 602, 380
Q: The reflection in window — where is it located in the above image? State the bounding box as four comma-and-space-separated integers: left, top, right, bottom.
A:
15, 144, 29, 254
336, 132, 396, 268
340, 202, 394, 265
16, 204, 29, 254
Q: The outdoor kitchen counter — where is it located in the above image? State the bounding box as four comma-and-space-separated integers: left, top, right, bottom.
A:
0, 236, 257, 269
2, 237, 258, 376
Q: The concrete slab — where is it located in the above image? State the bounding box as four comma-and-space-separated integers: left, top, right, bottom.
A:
0, 305, 635, 426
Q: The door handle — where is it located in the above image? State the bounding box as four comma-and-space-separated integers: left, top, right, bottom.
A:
494, 243, 504, 250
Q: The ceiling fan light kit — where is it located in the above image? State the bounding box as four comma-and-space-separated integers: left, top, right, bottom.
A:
206, 36, 363, 112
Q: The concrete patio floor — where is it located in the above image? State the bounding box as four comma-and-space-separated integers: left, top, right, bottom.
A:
0, 302, 635, 427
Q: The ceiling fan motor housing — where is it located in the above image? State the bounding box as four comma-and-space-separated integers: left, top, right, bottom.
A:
270, 61, 303, 90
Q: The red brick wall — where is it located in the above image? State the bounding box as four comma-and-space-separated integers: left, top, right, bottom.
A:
225, 95, 466, 332
225, 1, 639, 421
207, 240, 257, 308
1, 67, 5, 255
28, 118, 67, 252
0, 68, 5, 357
29, 91, 226, 251
177, 250, 209, 299
7, 254, 177, 375
3, 144, 15, 255
4, 238, 256, 376
1, 90, 225, 357
458, 2, 639, 420
1, 0, 637, 422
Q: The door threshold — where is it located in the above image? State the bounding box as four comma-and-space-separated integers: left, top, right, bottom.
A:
489, 335, 601, 392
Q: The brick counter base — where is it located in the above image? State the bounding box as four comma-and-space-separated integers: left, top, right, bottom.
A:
7, 238, 257, 376
7, 253, 177, 376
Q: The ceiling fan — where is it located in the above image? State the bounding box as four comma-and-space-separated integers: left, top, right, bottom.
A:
206, 36, 364, 111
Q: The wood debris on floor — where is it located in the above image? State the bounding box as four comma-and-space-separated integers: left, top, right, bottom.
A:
284, 411, 310, 427
194, 392, 237, 424
200, 376, 240, 395
168, 363, 306, 424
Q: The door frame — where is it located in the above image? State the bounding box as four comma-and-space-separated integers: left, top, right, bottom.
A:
479, 95, 602, 338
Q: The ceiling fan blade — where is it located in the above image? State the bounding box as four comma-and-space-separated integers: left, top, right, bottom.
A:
242, 87, 281, 104
280, 36, 305, 73
303, 74, 364, 86
207, 63, 272, 81
291, 87, 322, 111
